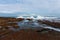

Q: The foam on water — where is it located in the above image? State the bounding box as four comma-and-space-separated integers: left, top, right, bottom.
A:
17, 15, 45, 20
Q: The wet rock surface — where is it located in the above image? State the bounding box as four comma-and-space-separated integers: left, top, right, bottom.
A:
0, 29, 60, 40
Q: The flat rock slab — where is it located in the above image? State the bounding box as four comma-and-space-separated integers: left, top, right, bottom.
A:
0, 29, 60, 40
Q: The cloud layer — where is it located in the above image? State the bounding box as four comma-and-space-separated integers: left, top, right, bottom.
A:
0, 0, 60, 16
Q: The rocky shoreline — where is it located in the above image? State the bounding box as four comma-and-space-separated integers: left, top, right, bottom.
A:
0, 17, 60, 40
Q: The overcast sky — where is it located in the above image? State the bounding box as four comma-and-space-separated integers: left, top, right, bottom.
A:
0, 0, 60, 17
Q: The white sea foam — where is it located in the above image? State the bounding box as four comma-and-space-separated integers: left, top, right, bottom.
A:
17, 15, 45, 20
17, 15, 58, 20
